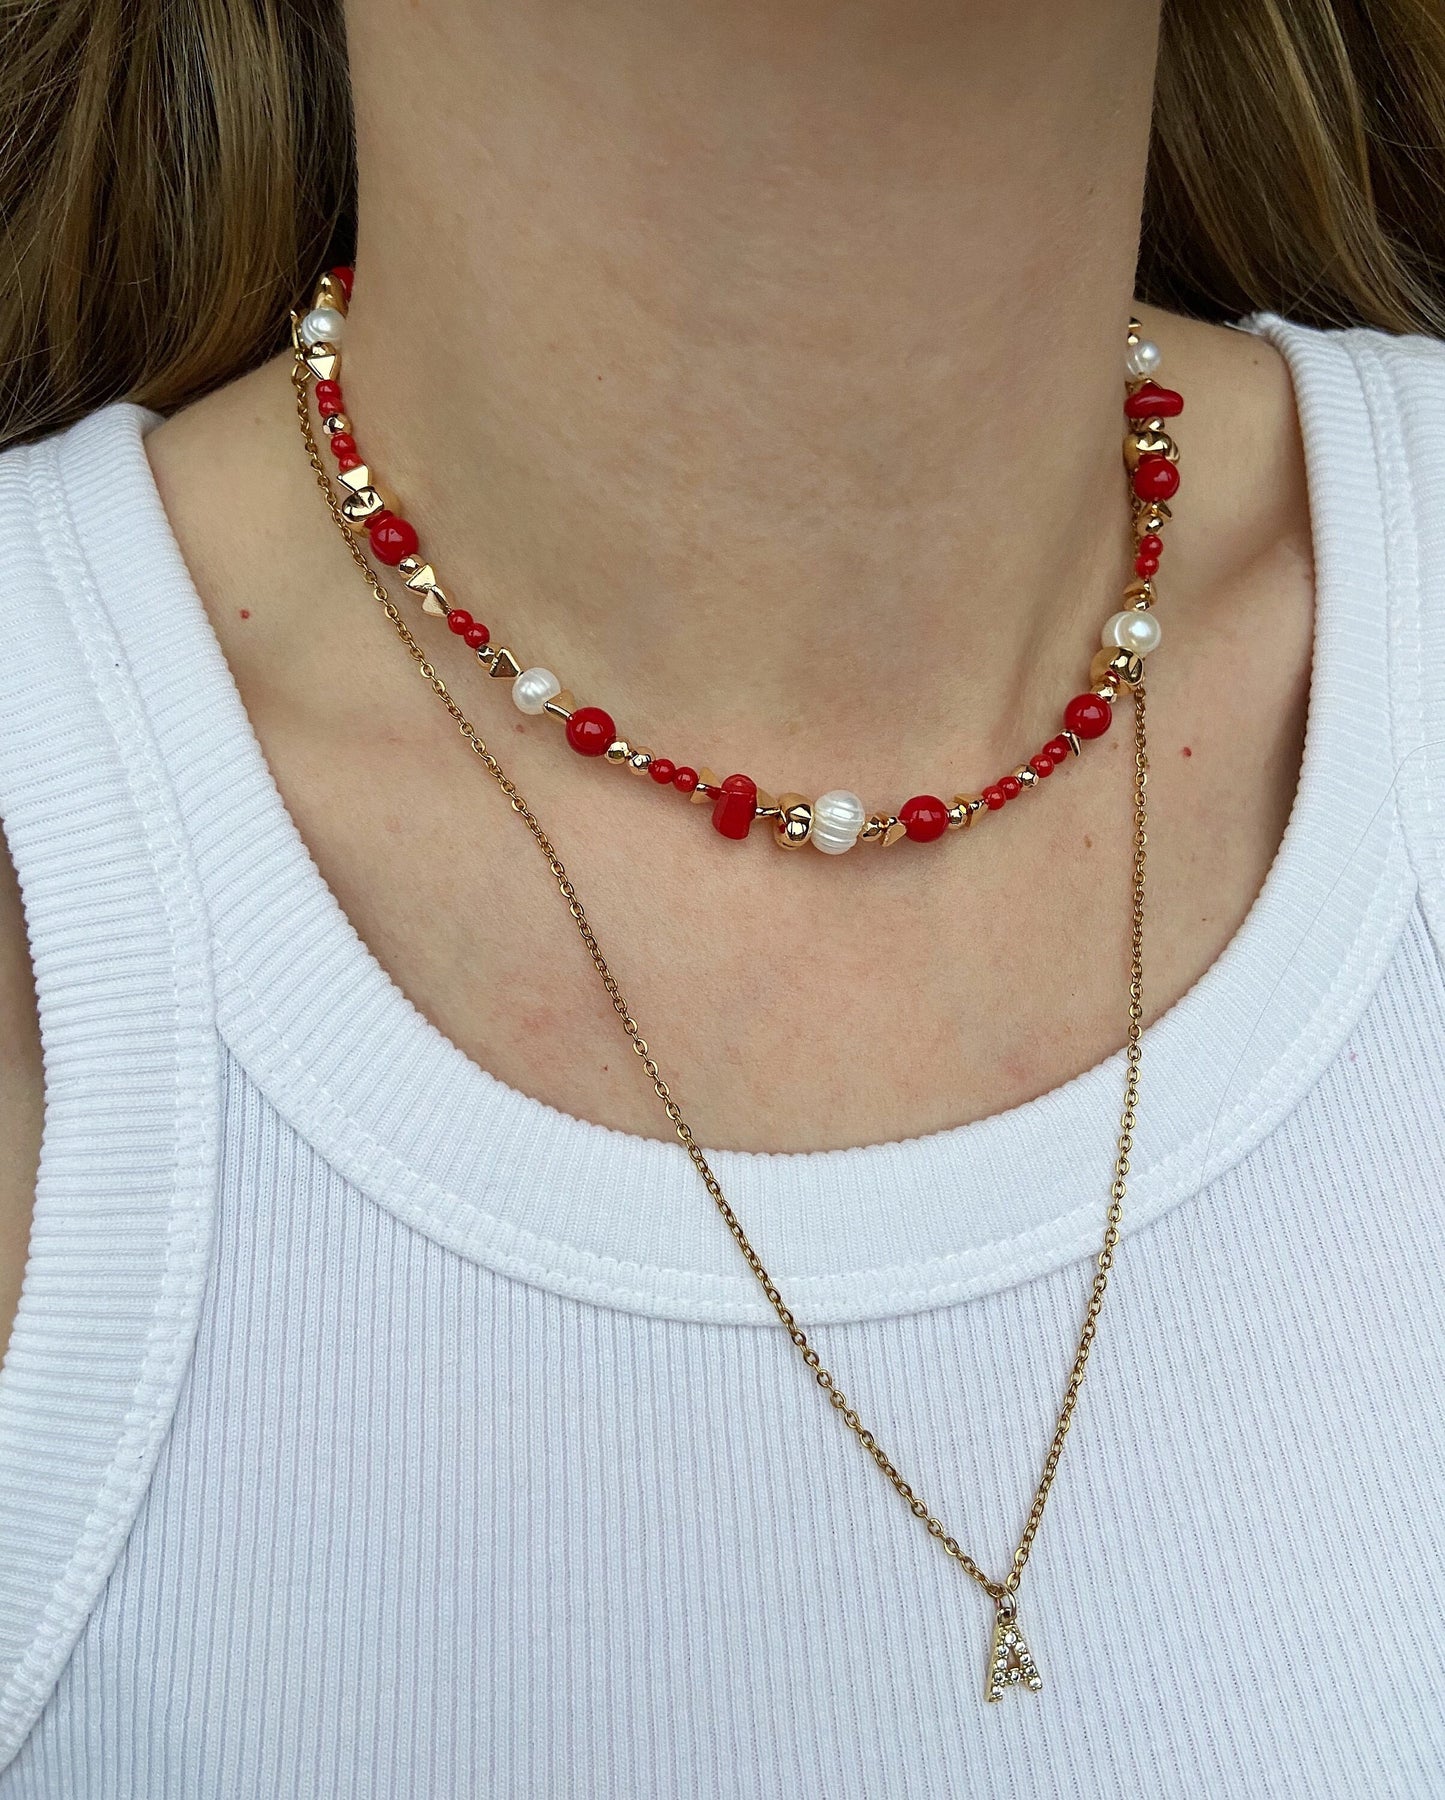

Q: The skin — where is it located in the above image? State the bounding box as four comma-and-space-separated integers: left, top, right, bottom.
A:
0, 0, 1313, 1362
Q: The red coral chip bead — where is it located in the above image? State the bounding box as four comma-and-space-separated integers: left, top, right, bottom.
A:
1134, 553, 1160, 578
649, 758, 676, 785
1043, 735, 1070, 764
983, 784, 1007, 811
711, 772, 758, 839
566, 706, 616, 756
1029, 754, 1054, 779
336, 452, 363, 473
999, 775, 1022, 802
1124, 380, 1184, 419
672, 765, 699, 793
329, 265, 355, 303
463, 623, 490, 650
1064, 692, 1113, 739
1138, 533, 1163, 557
899, 794, 950, 842
327, 431, 357, 459
1132, 455, 1180, 502
314, 379, 343, 413
446, 609, 474, 635
370, 513, 420, 565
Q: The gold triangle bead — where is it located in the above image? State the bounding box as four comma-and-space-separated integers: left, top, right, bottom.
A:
401, 559, 436, 591
690, 768, 719, 804
542, 689, 576, 720
303, 344, 340, 383
337, 464, 374, 494
488, 647, 521, 680
421, 591, 449, 617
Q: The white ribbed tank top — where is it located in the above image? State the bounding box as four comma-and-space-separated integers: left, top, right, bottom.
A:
1, 315, 1443, 1798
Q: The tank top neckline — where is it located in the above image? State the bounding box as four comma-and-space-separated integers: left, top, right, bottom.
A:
46, 313, 1415, 1323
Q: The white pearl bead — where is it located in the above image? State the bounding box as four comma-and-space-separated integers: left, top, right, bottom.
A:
512, 667, 562, 715
300, 306, 345, 347
1104, 609, 1163, 656
1124, 338, 1161, 379
810, 789, 866, 854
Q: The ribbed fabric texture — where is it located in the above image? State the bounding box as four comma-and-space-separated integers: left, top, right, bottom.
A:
0, 316, 1442, 1797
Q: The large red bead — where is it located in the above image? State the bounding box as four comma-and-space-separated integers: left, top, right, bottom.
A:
711, 773, 758, 839
649, 758, 676, 785
566, 706, 615, 756
1132, 455, 1180, 501
899, 794, 950, 842
370, 514, 420, 565
314, 379, 344, 414
1124, 381, 1184, 419
329, 265, 355, 303
1064, 692, 1113, 739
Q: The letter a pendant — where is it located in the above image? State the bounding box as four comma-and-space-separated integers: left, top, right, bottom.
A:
985, 1597, 1043, 1703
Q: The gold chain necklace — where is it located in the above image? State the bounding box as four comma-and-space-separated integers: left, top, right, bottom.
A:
289, 342, 1149, 1706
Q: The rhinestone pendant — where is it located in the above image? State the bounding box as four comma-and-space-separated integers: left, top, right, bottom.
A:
985, 1599, 1043, 1703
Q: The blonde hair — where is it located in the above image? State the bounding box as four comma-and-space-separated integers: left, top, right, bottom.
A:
3, 0, 1443, 448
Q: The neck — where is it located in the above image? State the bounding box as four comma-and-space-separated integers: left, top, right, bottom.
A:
340, 0, 1161, 782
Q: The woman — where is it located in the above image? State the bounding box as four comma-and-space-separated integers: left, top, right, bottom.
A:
0, 2, 1441, 1794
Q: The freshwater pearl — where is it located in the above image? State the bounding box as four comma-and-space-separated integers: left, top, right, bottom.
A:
512, 667, 563, 715
1124, 338, 1161, 379
300, 306, 345, 347
810, 789, 866, 854
1104, 609, 1163, 656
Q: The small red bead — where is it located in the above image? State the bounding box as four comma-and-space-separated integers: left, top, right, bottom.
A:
329, 265, 355, 303
1124, 381, 1184, 419
999, 775, 1022, 802
711, 773, 758, 840
314, 379, 343, 414
649, 758, 676, 785
463, 623, 490, 650
899, 794, 950, 842
1134, 553, 1160, 578
446, 609, 474, 635
327, 431, 357, 459
672, 765, 699, 793
1138, 533, 1164, 557
370, 514, 420, 565
566, 706, 616, 757
1064, 692, 1113, 739
983, 785, 1006, 811
336, 452, 363, 473
1132, 455, 1180, 502
1043, 735, 1070, 765
1030, 753, 1054, 779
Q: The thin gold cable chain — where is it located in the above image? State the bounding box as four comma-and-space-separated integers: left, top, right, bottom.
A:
289, 348, 1148, 1615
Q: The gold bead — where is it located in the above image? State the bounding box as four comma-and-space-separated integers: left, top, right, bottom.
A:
1123, 426, 1174, 472
605, 738, 631, 764
542, 689, 576, 720
322, 412, 351, 436
1132, 499, 1171, 534
1122, 578, 1154, 609
398, 555, 426, 580
337, 463, 373, 494
303, 343, 340, 384
774, 793, 813, 848
421, 590, 449, 617
1014, 764, 1038, 789
949, 794, 985, 829
627, 747, 653, 774
488, 647, 521, 680
339, 486, 385, 529
1090, 647, 1144, 692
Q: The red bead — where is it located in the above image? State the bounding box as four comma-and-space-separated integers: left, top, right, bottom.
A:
649, 758, 676, 785
370, 514, 420, 565
899, 794, 950, 842
672, 766, 699, 793
999, 774, 1022, 802
1043, 735, 1070, 764
446, 609, 474, 635
314, 380, 343, 414
983, 785, 1006, 811
1138, 533, 1163, 557
336, 452, 363, 473
566, 706, 616, 756
1124, 381, 1184, 419
327, 431, 357, 459
711, 773, 758, 840
1064, 692, 1113, 739
1134, 553, 1160, 578
463, 623, 490, 650
329, 265, 355, 303
1132, 455, 1180, 501
1029, 753, 1054, 779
